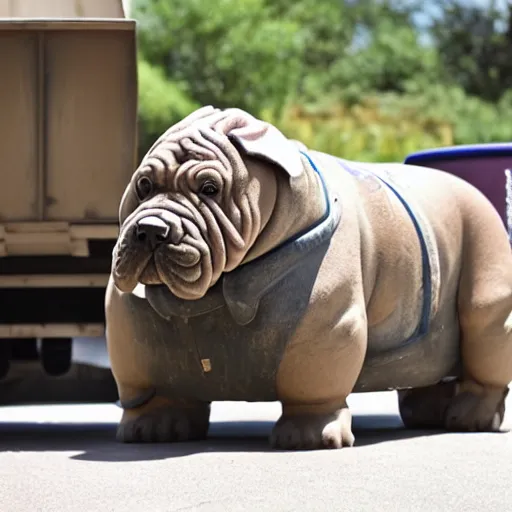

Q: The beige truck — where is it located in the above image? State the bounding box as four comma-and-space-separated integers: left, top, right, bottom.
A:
0, 0, 137, 403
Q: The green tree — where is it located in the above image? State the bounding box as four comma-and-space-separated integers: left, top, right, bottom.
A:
134, 0, 304, 115
429, 0, 512, 102
137, 58, 200, 158
264, 0, 435, 103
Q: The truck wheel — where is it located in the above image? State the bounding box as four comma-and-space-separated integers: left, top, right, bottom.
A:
41, 338, 72, 376
0, 341, 11, 379
11, 338, 38, 360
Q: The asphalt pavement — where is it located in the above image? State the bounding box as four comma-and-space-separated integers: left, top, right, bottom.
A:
0, 389, 511, 512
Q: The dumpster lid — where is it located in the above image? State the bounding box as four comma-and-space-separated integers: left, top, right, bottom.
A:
405, 143, 512, 164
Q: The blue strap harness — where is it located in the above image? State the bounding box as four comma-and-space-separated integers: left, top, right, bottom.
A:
302, 151, 433, 347
372, 173, 432, 344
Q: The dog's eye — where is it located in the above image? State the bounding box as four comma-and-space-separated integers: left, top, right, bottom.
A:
136, 176, 153, 201
200, 181, 218, 197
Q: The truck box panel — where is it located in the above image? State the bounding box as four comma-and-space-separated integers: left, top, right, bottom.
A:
45, 28, 136, 221
0, 32, 38, 221
0, 20, 137, 223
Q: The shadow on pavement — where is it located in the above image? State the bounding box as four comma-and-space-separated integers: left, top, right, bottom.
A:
0, 413, 453, 462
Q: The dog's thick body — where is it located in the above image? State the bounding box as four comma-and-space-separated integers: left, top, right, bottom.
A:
106, 107, 512, 449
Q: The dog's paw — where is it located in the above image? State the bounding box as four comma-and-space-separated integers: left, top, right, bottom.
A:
444, 382, 508, 432
270, 407, 355, 450
117, 400, 210, 443
399, 380, 508, 432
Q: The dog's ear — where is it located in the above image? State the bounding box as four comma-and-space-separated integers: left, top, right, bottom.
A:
227, 120, 305, 178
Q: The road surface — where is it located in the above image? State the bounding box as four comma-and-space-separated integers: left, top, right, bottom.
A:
0, 389, 511, 512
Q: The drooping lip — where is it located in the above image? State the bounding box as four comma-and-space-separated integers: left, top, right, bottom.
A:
117, 234, 206, 285
138, 256, 160, 285
114, 231, 212, 297
112, 245, 152, 293
158, 242, 202, 268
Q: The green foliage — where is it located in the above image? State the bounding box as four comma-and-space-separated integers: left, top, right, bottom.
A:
430, 0, 512, 102
137, 58, 199, 157
332, 23, 440, 103
132, 0, 512, 162
262, 97, 453, 163
134, 0, 303, 115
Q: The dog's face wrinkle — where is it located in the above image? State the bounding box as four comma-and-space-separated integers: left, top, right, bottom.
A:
200, 128, 248, 189
204, 198, 245, 251
180, 135, 217, 162
140, 128, 238, 205
197, 128, 234, 173
195, 201, 228, 281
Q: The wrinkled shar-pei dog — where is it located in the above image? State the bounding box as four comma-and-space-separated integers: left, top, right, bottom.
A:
105, 106, 512, 450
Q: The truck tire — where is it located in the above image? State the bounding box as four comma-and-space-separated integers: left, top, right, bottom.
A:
0, 341, 11, 380
41, 338, 72, 376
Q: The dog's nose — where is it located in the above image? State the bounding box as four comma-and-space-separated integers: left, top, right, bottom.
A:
135, 216, 170, 248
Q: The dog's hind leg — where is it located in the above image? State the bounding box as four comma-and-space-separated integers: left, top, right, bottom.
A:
400, 187, 512, 432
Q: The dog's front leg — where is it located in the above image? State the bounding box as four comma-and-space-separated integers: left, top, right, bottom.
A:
106, 281, 211, 444
272, 307, 367, 450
